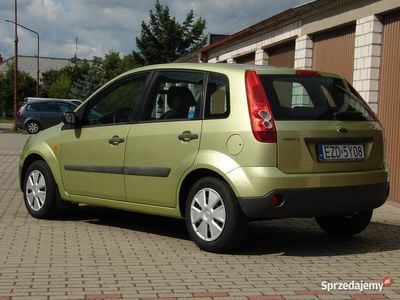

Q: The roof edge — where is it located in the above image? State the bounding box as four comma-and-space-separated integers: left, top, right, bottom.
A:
200, 0, 330, 58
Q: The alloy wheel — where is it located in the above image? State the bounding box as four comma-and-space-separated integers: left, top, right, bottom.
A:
27, 122, 39, 134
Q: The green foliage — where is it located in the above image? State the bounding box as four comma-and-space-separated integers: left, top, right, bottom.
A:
39, 51, 139, 101
47, 74, 71, 98
134, 0, 206, 65
0, 63, 36, 116
40, 59, 91, 97
103, 51, 123, 80
102, 51, 139, 80
69, 67, 105, 100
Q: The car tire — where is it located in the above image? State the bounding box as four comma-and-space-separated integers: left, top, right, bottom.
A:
315, 210, 373, 237
26, 121, 40, 134
23, 160, 78, 219
185, 177, 248, 252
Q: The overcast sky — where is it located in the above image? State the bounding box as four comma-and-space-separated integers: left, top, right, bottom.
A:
0, 0, 310, 60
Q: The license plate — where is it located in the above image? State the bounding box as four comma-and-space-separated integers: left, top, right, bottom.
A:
318, 144, 365, 162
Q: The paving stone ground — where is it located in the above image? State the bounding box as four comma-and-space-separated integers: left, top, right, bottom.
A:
0, 131, 399, 300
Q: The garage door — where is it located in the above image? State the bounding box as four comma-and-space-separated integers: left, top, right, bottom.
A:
267, 40, 295, 68
235, 52, 255, 64
313, 24, 355, 82
379, 11, 400, 203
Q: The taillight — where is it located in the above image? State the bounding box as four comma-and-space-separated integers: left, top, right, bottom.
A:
245, 70, 277, 143
17, 104, 25, 117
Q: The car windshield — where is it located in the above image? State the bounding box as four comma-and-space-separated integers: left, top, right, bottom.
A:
259, 74, 375, 121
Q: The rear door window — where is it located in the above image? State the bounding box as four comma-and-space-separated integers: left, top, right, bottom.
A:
141, 71, 204, 121
39, 102, 58, 112
259, 75, 375, 121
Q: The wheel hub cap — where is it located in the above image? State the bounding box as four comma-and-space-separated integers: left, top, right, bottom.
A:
190, 188, 226, 242
25, 170, 46, 211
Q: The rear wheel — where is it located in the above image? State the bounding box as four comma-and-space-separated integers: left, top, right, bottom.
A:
315, 210, 373, 237
26, 121, 40, 134
185, 177, 247, 252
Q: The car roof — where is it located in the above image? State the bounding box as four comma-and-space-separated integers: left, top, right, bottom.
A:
27, 99, 77, 105
117, 63, 342, 79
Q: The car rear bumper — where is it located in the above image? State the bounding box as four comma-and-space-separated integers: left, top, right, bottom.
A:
15, 120, 22, 129
238, 182, 389, 219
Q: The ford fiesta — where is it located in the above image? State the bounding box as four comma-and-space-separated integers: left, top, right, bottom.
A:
19, 63, 389, 252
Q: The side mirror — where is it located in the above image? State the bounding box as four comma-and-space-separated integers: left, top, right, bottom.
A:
62, 112, 77, 125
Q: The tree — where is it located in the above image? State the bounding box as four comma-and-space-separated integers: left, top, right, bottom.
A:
48, 74, 71, 98
134, 0, 206, 65
103, 51, 140, 80
69, 67, 105, 100
41, 59, 92, 97
0, 63, 36, 117
39, 52, 139, 102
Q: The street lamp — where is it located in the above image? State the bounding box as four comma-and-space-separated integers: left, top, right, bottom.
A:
5, 19, 40, 97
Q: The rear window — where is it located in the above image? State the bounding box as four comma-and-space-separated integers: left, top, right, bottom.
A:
26, 103, 40, 112
259, 75, 375, 121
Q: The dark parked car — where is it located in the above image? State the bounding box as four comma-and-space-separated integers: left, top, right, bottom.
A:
16, 100, 77, 134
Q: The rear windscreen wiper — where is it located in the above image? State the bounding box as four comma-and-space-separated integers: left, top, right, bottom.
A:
333, 111, 364, 120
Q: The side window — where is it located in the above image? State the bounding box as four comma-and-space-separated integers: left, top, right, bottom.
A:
205, 73, 230, 119
57, 102, 75, 113
141, 71, 204, 121
40, 102, 58, 112
83, 73, 148, 126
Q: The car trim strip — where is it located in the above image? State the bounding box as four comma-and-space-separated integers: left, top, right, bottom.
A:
304, 137, 373, 143
64, 165, 124, 174
63, 165, 171, 177
124, 167, 171, 177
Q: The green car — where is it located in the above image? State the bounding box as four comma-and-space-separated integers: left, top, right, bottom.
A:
19, 63, 389, 252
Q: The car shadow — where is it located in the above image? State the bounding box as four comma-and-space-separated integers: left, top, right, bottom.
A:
66, 205, 400, 256
230, 219, 400, 256
71, 205, 190, 241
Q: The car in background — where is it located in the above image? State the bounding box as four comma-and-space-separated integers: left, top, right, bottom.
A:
19, 63, 389, 252
16, 99, 77, 134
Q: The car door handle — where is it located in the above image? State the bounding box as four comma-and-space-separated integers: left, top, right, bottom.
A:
178, 131, 199, 142
108, 135, 125, 145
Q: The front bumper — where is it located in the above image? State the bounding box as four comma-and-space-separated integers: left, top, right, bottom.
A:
238, 182, 389, 219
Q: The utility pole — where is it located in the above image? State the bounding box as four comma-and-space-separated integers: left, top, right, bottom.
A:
13, 0, 18, 125
74, 36, 78, 60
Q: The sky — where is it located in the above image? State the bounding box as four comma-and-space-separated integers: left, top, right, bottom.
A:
0, 0, 310, 60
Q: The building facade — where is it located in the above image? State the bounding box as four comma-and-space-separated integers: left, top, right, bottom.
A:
200, 0, 400, 203
0, 55, 73, 81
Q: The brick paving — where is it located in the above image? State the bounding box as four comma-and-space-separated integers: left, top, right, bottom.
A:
0, 132, 400, 300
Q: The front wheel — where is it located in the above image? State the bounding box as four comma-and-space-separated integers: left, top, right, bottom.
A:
315, 210, 373, 237
23, 160, 78, 219
185, 177, 247, 252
